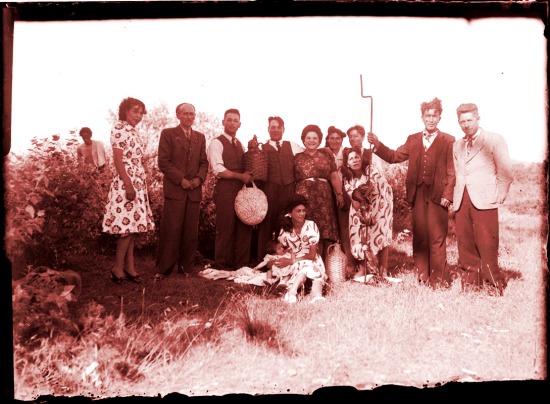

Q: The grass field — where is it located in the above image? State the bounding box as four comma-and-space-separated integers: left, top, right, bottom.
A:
12, 161, 547, 398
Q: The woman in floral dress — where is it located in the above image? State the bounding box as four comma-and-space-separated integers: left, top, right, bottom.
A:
102, 97, 155, 283
341, 147, 393, 278
274, 194, 327, 303
294, 125, 344, 261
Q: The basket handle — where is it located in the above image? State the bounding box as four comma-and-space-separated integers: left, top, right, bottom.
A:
242, 180, 257, 190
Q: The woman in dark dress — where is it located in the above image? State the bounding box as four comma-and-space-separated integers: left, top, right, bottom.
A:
294, 125, 344, 261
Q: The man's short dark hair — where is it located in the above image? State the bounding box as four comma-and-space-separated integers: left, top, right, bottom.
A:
224, 109, 240, 119
346, 125, 366, 138
456, 103, 479, 118
268, 116, 285, 128
79, 127, 92, 137
421, 97, 443, 116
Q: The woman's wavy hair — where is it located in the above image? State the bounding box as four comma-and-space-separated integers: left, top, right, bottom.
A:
118, 97, 147, 121
340, 146, 369, 183
300, 125, 323, 145
280, 194, 309, 233
324, 126, 346, 147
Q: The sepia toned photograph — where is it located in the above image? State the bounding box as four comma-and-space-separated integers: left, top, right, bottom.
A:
4, 2, 547, 399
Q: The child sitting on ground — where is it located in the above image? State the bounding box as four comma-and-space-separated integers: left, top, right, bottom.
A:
254, 239, 296, 284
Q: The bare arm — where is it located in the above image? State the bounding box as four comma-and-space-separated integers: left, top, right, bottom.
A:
112, 148, 135, 200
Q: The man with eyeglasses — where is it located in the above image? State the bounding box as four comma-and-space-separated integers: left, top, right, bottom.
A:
367, 97, 456, 289
154, 103, 208, 281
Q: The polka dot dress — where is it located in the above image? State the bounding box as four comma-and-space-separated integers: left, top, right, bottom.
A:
102, 120, 155, 235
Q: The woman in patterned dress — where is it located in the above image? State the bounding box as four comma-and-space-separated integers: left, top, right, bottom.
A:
102, 97, 155, 283
341, 146, 393, 278
294, 125, 344, 261
274, 194, 327, 303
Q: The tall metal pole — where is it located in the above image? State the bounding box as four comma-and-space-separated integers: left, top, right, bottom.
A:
360, 75, 374, 283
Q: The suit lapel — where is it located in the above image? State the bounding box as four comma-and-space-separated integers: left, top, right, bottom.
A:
465, 130, 486, 163
413, 132, 423, 171
431, 132, 446, 161
174, 126, 188, 153
188, 129, 198, 159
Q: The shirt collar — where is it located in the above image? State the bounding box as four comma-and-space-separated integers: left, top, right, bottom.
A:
180, 125, 192, 135
463, 127, 481, 141
268, 139, 283, 146
422, 129, 439, 138
222, 132, 237, 142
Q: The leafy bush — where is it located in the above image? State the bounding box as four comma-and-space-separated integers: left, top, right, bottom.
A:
12, 267, 78, 350
381, 161, 412, 235
5, 102, 224, 268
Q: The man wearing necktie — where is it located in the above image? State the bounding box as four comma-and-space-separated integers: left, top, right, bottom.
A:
452, 103, 513, 295
256, 116, 304, 262
367, 97, 456, 289
207, 109, 253, 271
155, 103, 209, 281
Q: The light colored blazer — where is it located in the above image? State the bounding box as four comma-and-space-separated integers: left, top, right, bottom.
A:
452, 128, 513, 211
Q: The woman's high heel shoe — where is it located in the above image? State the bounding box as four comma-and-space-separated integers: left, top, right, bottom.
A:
110, 271, 127, 284
123, 269, 143, 283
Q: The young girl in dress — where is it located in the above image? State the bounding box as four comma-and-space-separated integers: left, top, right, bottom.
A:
253, 239, 295, 284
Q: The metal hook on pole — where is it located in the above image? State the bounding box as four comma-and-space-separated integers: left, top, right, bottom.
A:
360, 74, 373, 134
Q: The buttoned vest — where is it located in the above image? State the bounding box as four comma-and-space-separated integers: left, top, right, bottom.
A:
217, 135, 244, 173
263, 141, 295, 186
417, 143, 437, 185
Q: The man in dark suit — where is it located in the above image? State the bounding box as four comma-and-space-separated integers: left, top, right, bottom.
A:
367, 97, 456, 288
452, 103, 513, 295
154, 103, 209, 280
256, 116, 304, 261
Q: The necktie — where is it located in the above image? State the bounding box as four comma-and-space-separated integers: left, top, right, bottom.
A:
232, 137, 238, 148
276, 141, 281, 152
424, 134, 432, 152
186, 130, 191, 140
467, 137, 474, 155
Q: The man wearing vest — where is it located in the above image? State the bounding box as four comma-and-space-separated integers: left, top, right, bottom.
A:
207, 109, 253, 271
155, 103, 209, 281
452, 103, 513, 295
367, 97, 456, 289
256, 116, 304, 261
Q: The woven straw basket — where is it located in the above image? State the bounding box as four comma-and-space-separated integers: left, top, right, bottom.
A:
326, 241, 347, 283
235, 181, 268, 226
243, 147, 268, 183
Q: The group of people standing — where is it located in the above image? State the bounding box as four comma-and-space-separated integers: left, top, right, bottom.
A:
99, 95, 513, 299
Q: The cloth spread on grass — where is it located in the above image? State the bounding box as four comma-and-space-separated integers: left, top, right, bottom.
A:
198, 267, 277, 287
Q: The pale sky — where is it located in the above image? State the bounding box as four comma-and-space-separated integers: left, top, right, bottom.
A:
11, 17, 547, 162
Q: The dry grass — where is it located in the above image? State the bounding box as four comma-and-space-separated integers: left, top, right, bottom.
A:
13, 162, 547, 398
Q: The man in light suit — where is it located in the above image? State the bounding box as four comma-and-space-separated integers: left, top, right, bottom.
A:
452, 103, 513, 295
154, 103, 209, 280
368, 97, 456, 288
